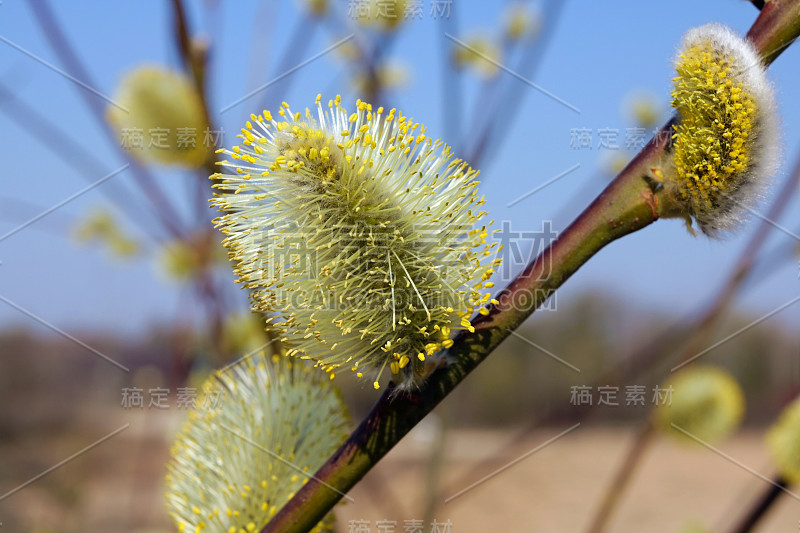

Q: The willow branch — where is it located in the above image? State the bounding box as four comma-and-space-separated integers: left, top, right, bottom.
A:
443, 137, 800, 501
263, 2, 800, 531
583, 3, 800, 526
466, 0, 568, 168
580, 142, 800, 533
725, 475, 790, 533
263, 112, 670, 533
438, 6, 462, 150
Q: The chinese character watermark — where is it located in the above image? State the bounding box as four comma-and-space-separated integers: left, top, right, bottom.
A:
569, 127, 669, 151
120, 387, 225, 410
346, 0, 452, 20
569, 385, 673, 407
118, 126, 224, 151
347, 519, 453, 533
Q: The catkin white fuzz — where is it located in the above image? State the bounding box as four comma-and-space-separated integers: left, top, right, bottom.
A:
664, 23, 779, 235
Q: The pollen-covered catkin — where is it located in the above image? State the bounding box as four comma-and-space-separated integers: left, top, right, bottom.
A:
211, 96, 500, 390
662, 23, 778, 235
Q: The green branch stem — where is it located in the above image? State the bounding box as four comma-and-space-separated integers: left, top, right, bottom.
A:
583, 3, 800, 527
583, 148, 800, 533
262, 111, 668, 533
262, 2, 800, 531
443, 136, 800, 502
746, 0, 800, 64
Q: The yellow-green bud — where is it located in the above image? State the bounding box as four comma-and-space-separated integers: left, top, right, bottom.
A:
301, 0, 328, 17
356, 0, 407, 31
654, 366, 745, 444
107, 65, 211, 168
503, 3, 541, 41
453, 36, 502, 79
158, 232, 226, 283
220, 312, 271, 357
625, 91, 660, 130
73, 209, 141, 259
353, 62, 410, 94
766, 397, 800, 483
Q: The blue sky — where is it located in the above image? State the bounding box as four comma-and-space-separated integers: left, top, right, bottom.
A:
1, 0, 799, 336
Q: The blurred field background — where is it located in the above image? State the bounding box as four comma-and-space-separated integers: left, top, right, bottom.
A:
2, 293, 798, 531
2, 1, 800, 532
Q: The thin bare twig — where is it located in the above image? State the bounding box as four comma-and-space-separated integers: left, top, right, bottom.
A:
586, 422, 656, 533
0, 81, 160, 240
438, 7, 462, 149
467, 0, 568, 168
27, 0, 188, 239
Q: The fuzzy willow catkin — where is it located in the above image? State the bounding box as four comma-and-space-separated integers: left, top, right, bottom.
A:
212, 96, 500, 390
660, 23, 778, 235
165, 355, 349, 533
767, 397, 800, 484
654, 366, 744, 444
107, 65, 211, 168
